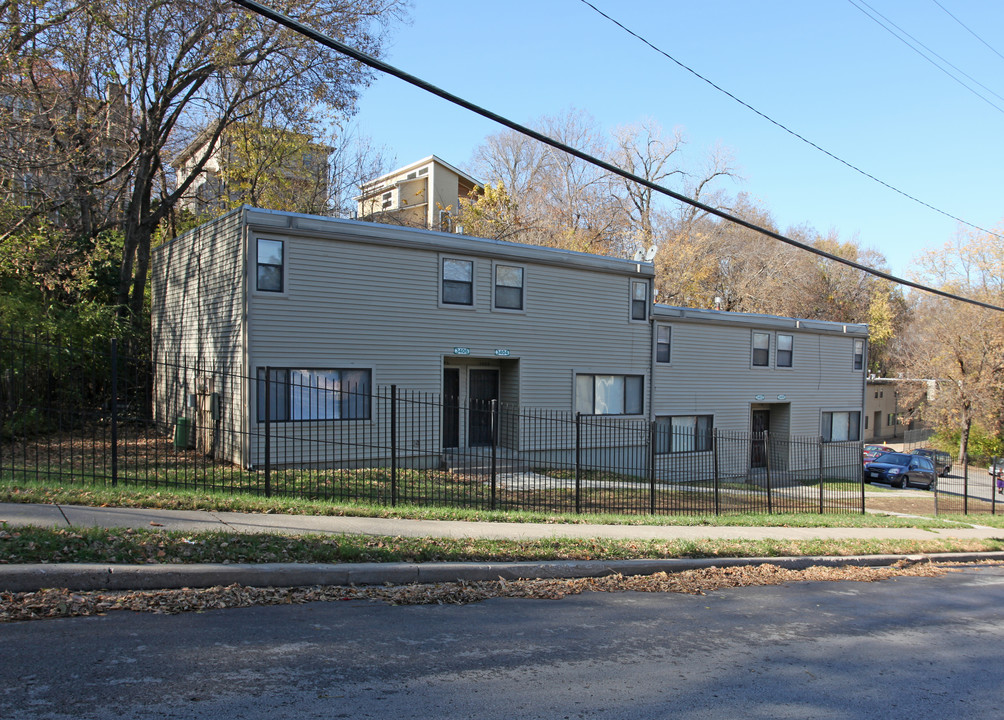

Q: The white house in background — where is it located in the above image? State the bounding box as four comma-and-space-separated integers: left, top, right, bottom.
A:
151, 206, 868, 471
356, 155, 480, 231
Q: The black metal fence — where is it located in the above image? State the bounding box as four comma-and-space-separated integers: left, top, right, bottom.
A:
0, 330, 872, 516
903, 446, 1004, 516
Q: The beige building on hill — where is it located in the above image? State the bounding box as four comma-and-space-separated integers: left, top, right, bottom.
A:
864, 377, 936, 443
172, 124, 331, 216
356, 156, 479, 231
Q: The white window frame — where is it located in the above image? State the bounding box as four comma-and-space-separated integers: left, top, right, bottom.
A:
777, 334, 793, 368
853, 339, 865, 371
656, 325, 671, 364
752, 332, 770, 367
492, 262, 525, 312
256, 367, 372, 423
575, 374, 645, 416
655, 414, 713, 454
822, 410, 861, 442
440, 256, 476, 308
630, 280, 649, 322
254, 237, 287, 295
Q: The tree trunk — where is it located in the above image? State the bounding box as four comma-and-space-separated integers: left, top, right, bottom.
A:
959, 415, 972, 468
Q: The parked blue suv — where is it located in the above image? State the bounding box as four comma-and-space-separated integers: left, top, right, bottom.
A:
864, 452, 937, 490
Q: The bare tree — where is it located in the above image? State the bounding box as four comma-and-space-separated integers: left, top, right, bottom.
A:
2, 0, 408, 324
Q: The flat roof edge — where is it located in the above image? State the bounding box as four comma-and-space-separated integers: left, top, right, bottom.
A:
652, 303, 868, 335
243, 208, 654, 277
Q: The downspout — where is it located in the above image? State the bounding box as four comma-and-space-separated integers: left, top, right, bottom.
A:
241, 206, 251, 468
860, 333, 869, 442
648, 313, 656, 421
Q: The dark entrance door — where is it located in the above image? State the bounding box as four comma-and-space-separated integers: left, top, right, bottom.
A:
468, 369, 499, 447
443, 368, 460, 448
751, 409, 770, 468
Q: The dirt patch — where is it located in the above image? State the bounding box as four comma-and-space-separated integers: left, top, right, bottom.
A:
866, 495, 938, 516
866, 491, 1003, 517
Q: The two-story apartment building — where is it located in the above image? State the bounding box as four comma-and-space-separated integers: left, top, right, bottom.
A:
151, 206, 867, 474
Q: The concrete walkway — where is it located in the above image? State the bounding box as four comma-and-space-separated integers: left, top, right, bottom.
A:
2, 502, 1003, 593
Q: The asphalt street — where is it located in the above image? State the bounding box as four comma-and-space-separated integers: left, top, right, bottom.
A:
3, 563, 1004, 719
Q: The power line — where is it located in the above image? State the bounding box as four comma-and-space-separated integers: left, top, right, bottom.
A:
227, 0, 1004, 314
576, 0, 1004, 243
848, 0, 1004, 112
932, 0, 1004, 65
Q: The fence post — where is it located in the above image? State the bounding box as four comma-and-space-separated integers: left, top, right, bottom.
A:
964, 456, 969, 516
765, 431, 773, 514
264, 366, 271, 498
712, 428, 720, 516
648, 420, 656, 516
992, 456, 997, 516
818, 436, 824, 515
575, 412, 582, 514
391, 385, 398, 507
490, 399, 498, 511
110, 338, 118, 487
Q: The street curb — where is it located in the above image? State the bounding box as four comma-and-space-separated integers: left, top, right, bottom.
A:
4, 551, 1004, 593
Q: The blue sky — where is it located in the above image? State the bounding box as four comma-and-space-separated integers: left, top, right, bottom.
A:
349, 0, 1004, 278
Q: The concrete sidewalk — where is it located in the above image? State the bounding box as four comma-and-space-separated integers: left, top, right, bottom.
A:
4, 501, 1003, 542
2, 502, 1003, 593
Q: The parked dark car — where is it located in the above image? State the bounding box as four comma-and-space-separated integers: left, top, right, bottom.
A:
911, 448, 952, 476
864, 452, 937, 490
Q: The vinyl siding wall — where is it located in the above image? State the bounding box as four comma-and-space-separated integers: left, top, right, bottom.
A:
243, 212, 653, 466
652, 319, 865, 432
651, 312, 866, 482
152, 208, 866, 476
151, 208, 246, 465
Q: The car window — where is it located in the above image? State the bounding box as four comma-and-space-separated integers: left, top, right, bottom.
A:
913, 458, 934, 471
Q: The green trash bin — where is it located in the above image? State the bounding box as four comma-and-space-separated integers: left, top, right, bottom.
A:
174, 417, 191, 449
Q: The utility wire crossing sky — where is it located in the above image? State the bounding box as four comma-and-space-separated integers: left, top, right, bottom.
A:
229, 0, 1004, 314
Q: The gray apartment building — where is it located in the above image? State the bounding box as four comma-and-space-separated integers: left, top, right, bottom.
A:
151, 206, 867, 476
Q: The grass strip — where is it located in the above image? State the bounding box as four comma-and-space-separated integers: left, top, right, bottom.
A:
0, 481, 964, 529
2, 525, 1002, 566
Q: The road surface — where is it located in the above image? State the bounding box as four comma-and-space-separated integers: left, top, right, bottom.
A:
4, 565, 1004, 719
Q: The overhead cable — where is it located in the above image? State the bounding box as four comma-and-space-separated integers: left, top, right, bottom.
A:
848, 0, 1004, 112
578, 0, 1004, 243
227, 0, 1004, 314
932, 0, 1004, 65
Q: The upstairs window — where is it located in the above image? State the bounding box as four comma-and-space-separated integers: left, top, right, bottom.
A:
494, 264, 524, 310
442, 258, 474, 305
575, 374, 644, 415
631, 280, 648, 320
853, 339, 864, 370
256, 239, 284, 293
656, 326, 671, 363
752, 332, 770, 367
777, 334, 793, 367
